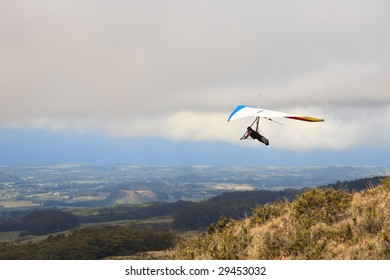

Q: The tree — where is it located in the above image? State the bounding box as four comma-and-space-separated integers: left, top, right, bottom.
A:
21, 209, 80, 235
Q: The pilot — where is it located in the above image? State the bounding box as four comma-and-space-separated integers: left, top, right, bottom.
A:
244, 127, 257, 140
244, 127, 269, 145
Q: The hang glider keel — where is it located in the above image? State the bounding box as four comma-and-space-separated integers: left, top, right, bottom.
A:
264, 117, 284, 125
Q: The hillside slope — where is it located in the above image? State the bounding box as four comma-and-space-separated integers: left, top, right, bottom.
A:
172, 177, 390, 260
104, 189, 159, 204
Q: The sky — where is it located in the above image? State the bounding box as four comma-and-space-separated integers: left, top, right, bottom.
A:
1, 0, 390, 166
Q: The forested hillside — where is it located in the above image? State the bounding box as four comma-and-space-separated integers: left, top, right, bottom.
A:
172, 177, 390, 259
172, 189, 299, 230
0, 224, 176, 259
0, 209, 79, 235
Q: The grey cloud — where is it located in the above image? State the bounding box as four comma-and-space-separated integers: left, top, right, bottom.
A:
1, 1, 390, 149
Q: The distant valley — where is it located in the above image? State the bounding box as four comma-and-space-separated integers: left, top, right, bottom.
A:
0, 164, 388, 209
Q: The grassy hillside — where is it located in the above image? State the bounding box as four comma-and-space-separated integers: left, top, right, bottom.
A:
172, 177, 390, 260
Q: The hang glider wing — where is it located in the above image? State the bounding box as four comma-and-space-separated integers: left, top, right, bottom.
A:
228, 105, 324, 123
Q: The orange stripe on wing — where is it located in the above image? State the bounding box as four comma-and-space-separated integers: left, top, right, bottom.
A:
285, 116, 325, 122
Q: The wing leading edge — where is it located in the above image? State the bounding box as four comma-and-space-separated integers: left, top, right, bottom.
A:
228, 105, 324, 122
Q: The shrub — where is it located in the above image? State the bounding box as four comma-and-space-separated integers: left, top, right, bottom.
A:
381, 225, 390, 259
361, 201, 385, 234
250, 202, 287, 227
292, 188, 352, 226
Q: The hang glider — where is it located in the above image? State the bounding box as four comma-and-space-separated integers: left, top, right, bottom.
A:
228, 105, 324, 145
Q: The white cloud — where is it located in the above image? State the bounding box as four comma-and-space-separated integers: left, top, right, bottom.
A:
4, 104, 390, 152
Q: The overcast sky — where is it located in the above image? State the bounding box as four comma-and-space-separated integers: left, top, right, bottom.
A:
1, 1, 390, 165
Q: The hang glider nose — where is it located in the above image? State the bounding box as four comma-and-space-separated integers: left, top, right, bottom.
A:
228, 105, 324, 122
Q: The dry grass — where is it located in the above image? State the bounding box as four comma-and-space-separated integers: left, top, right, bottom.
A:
172, 177, 390, 260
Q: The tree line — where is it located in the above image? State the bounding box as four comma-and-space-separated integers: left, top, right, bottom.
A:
0, 208, 79, 235
0, 224, 176, 259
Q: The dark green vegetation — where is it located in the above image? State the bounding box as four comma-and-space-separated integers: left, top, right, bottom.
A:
0, 224, 176, 259
0, 208, 79, 235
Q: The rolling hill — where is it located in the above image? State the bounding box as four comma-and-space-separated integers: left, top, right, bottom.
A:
103, 189, 159, 204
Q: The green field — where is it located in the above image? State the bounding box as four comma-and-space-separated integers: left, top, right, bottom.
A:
0, 200, 40, 208
0, 231, 20, 241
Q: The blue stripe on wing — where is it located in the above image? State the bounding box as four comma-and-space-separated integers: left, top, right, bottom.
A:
227, 105, 247, 121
